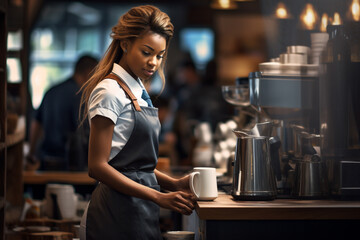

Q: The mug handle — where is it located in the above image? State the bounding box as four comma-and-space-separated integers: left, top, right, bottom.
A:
189, 172, 200, 199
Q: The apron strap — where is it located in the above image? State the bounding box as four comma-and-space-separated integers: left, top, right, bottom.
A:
105, 73, 142, 112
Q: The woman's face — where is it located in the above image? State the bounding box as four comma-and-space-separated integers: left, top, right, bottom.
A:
120, 31, 167, 81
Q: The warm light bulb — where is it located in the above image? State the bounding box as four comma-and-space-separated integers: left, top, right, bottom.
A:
320, 13, 329, 32
351, 0, 360, 21
332, 12, 342, 25
300, 4, 318, 30
211, 0, 237, 9
220, 0, 230, 8
276, 3, 289, 19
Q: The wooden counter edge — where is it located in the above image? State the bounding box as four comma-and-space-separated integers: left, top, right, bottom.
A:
23, 171, 96, 185
195, 194, 360, 220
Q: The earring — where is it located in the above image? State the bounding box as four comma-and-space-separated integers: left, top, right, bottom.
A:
124, 49, 127, 53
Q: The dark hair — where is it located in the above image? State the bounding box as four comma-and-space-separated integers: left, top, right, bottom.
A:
74, 55, 98, 75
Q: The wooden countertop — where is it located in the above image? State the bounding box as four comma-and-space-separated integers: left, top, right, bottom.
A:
23, 171, 96, 185
195, 193, 360, 220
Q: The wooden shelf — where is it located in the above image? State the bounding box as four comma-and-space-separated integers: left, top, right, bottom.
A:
0, 197, 4, 210
7, 50, 21, 58
0, 116, 25, 150
6, 129, 25, 147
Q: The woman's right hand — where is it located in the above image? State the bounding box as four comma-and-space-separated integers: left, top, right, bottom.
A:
25, 154, 40, 171
155, 191, 196, 215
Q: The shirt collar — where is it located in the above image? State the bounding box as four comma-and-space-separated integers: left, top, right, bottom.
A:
112, 63, 144, 95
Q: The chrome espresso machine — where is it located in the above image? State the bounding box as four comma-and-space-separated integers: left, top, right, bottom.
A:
244, 22, 360, 199
248, 49, 322, 199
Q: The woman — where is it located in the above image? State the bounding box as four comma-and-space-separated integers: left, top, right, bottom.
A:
79, 5, 195, 240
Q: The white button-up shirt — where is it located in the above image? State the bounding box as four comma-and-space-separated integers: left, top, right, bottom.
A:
88, 63, 151, 160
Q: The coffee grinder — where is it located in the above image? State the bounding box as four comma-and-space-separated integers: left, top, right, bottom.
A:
319, 22, 360, 198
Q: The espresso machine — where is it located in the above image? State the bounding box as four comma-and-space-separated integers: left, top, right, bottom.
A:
245, 22, 360, 199
221, 42, 321, 198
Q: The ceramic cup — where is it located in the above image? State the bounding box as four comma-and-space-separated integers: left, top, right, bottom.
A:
164, 231, 195, 240
189, 167, 218, 201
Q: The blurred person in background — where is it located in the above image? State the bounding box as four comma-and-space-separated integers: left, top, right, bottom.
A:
169, 56, 202, 165
153, 95, 178, 165
183, 59, 233, 130
26, 55, 98, 171
170, 57, 232, 166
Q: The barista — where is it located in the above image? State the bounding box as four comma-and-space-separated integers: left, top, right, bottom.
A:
78, 5, 195, 240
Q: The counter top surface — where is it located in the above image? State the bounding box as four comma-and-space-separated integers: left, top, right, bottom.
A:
195, 193, 360, 220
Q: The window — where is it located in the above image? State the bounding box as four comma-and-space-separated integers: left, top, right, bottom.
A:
180, 28, 215, 70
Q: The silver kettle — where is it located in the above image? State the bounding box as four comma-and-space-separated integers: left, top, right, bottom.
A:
231, 135, 278, 200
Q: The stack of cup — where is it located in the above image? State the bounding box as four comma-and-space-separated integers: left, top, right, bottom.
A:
282, 45, 311, 64
310, 32, 329, 64
193, 122, 213, 167
213, 120, 237, 169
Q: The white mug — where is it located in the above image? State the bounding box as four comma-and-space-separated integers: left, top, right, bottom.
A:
45, 184, 78, 219
189, 167, 218, 201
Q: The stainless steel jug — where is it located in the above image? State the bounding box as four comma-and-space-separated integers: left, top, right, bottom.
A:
292, 155, 329, 199
232, 136, 277, 200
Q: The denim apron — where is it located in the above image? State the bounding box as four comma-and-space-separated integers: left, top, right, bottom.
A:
85, 74, 161, 240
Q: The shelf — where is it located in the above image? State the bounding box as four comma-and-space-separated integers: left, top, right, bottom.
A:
23, 171, 96, 185
0, 197, 4, 210
0, 116, 25, 150
7, 50, 21, 58
0, 6, 5, 14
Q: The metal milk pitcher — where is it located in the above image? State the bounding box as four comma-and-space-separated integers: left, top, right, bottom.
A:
232, 136, 277, 200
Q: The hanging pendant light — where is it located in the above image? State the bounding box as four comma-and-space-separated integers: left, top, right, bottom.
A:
211, 0, 237, 10
300, 3, 318, 30
320, 13, 329, 32
275, 2, 291, 19
347, 0, 360, 21
331, 12, 342, 25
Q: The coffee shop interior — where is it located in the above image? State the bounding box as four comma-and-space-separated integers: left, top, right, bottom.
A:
1, 0, 360, 239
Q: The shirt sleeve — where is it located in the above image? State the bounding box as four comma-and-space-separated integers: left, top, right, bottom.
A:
34, 89, 52, 124
34, 98, 44, 123
88, 80, 126, 124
